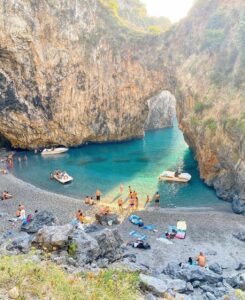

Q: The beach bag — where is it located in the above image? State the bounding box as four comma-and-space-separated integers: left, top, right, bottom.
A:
132, 240, 151, 249
129, 215, 144, 227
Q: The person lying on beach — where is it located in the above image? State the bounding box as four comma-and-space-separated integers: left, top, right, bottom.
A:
1, 191, 12, 200
196, 252, 206, 267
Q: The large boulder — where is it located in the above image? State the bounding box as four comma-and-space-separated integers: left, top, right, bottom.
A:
226, 273, 245, 290
140, 274, 168, 296
94, 229, 123, 262
163, 263, 223, 284
21, 211, 56, 233
209, 263, 223, 275
233, 230, 245, 241
69, 228, 123, 266
35, 224, 73, 249
71, 229, 101, 265
232, 199, 245, 215
5, 232, 31, 254
95, 213, 119, 226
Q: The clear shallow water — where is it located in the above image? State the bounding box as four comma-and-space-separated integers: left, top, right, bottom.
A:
12, 121, 228, 209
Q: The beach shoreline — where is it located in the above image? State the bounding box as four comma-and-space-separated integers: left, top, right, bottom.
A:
0, 172, 245, 277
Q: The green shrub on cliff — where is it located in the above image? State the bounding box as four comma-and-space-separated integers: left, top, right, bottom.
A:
202, 29, 225, 52
148, 25, 161, 34
204, 118, 217, 133
0, 254, 141, 300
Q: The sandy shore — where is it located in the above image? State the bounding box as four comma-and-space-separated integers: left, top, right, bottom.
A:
0, 172, 245, 273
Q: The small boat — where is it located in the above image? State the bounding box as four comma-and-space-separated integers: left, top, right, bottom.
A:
51, 170, 73, 184
159, 171, 191, 183
41, 147, 68, 156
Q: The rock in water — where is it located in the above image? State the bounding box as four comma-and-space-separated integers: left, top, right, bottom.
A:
95, 214, 119, 226
232, 199, 245, 215
139, 274, 168, 296
21, 211, 56, 233
35, 224, 73, 249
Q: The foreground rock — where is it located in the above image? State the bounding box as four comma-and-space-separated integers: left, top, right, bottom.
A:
0, 232, 32, 254
233, 230, 245, 241
21, 211, 56, 233
140, 274, 168, 296
232, 199, 245, 215
35, 224, 73, 249
163, 263, 223, 284
95, 214, 119, 226
226, 273, 245, 290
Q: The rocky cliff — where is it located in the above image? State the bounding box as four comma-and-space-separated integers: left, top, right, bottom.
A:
0, 0, 173, 149
168, 0, 245, 201
0, 0, 244, 203
144, 91, 176, 130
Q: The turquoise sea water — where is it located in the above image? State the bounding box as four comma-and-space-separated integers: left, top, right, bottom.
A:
12, 121, 228, 209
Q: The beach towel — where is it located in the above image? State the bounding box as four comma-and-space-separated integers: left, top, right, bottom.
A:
177, 220, 187, 231
129, 215, 144, 227
175, 220, 187, 239
156, 237, 173, 245
142, 224, 156, 231
129, 230, 147, 240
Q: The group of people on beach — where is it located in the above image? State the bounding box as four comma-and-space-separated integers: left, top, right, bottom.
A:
82, 185, 162, 214
84, 189, 102, 206
1, 191, 12, 200
180, 252, 206, 268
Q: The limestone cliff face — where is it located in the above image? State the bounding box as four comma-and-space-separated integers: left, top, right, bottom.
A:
144, 91, 176, 130
169, 0, 245, 201
0, 0, 172, 149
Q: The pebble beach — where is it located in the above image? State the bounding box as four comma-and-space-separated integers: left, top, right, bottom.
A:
0, 171, 244, 273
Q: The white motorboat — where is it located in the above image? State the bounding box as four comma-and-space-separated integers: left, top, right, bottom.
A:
51, 170, 73, 184
159, 171, 191, 183
41, 147, 68, 155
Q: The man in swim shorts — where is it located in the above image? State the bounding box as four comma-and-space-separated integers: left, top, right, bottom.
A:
155, 192, 160, 208
96, 189, 101, 201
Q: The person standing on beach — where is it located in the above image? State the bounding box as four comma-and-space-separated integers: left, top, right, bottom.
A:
135, 196, 139, 210
128, 186, 132, 194
96, 189, 101, 201
118, 198, 123, 213
154, 192, 160, 208
119, 183, 124, 194
145, 195, 150, 208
